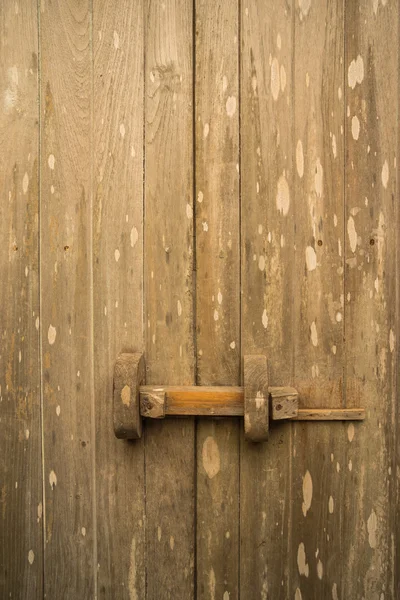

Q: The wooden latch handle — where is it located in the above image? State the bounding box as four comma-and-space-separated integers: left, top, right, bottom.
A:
113, 353, 365, 442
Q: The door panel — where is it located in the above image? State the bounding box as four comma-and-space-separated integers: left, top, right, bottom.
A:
195, 0, 240, 597
240, 1, 294, 597
144, 1, 196, 597
0, 1, 399, 599
93, 0, 146, 596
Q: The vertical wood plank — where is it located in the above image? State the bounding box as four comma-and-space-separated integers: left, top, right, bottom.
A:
291, 2, 345, 597
343, 2, 398, 597
195, 1, 240, 597
40, 1, 95, 596
93, 1, 145, 597
144, 0, 195, 597
240, 1, 294, 597
0, 2, 42, 597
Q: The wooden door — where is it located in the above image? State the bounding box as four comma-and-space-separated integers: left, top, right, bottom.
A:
1, 0, 399, 598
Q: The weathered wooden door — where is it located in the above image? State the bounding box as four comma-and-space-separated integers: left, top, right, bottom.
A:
1, 0, 399, 598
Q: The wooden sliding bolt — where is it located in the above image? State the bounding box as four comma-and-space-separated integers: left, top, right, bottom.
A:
113, 353, 365, 442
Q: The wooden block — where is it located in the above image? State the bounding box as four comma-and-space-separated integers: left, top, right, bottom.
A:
243, 355, 269, 442
113, 353, 145, 439
140, 389, 166, 418
270, 387, 299, 420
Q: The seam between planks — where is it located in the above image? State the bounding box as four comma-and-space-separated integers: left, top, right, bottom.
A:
142, 0, 148, 599
37, 1, 46, 596
237, 0, 241, 596
89, 2, 98, 597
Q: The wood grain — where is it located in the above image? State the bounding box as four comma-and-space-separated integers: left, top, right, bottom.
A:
195, 1, 240, 594
243, 355, 269, 441
93, 2, 146, 595
291, 2, 345, 596
40, 2, 95, 596
0, 2, 42, 597
240, 1, 294, 596
342, 2, 398, 597
144, 0, 195, 597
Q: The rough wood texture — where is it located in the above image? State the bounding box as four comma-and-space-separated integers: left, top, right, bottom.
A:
40, 2, 95, 597
290, 2, 346, 597
342, 2, 398, 597
195, 0, 240, 596
93, 1, 146, 595
243, 355, 269, 441
140, 390, 166, 419
113, 353, 144, 439
296, 409, 364, 421
0, 2, 42, 597
144, 0, 195, 597
240, 1, 294, 596
270, 387, 299, 420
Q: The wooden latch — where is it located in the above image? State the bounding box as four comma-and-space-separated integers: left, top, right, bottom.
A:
113, 353, 365, 442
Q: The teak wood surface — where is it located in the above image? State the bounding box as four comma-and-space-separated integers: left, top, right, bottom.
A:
0, 0, 398, 599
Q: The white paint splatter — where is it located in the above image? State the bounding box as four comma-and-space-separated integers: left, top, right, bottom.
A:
280, 64, 287, 92
217, 291, 223, 305
348, 423, 355, 442
271, 58, 280, 101
332, 582, 339, 600
177, 300, 182, 317
119, 123, 125, 138
203, 123, 209, 139
299, 0, 312, 17
348, 55, 364, 89
314, 158, 323, 197
367, 509, 377, 548
186, 203, 193, 219
389, 329, 395, 352
202, 436, 220, 479
202, 221, 209, 232
302, 470, 313, 516
295, 589, 302, 600
28, 550, 35, 565
351, 115, 360, 140
296, 140, 304, 178
317, 559, 323, 580
230, 341, 235, 349
262, 309, 268, 329
81, 527, 86, 537
381, 160, 389, 188
305, 246, 317, 272
197, 191, 204, 203
258, 255, 265, 271
213, 309, 219, 321
332, 134, 337, 158
226, 96, 236, 117
114, 249, 120, 262
169, 536, 175, 550
49, 470, 57, 489
328, 496, 334, 514
130, 226, 138, 248
56, 405, 61, 417
48, 154, 55, 170
297, 543, 309, 577
48, 325, 56, 345
310, 322, 318, 347
347, 216, 357, 253
22, 172, 29, 194
276, 173, 290, 216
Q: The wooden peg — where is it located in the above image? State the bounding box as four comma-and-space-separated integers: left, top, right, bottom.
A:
243, 355, 269, 442
113, 352, 145, 439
